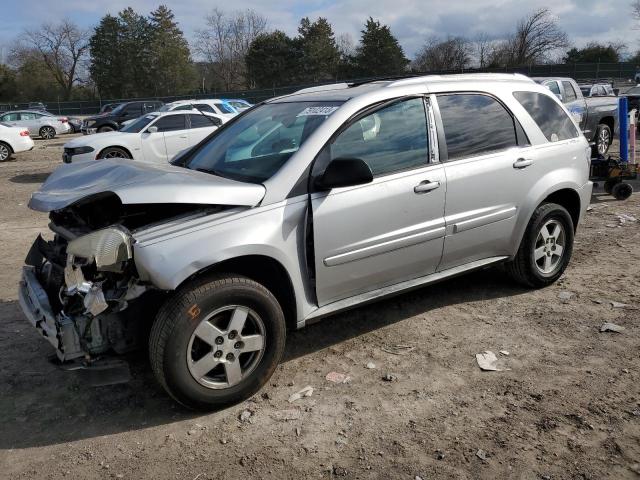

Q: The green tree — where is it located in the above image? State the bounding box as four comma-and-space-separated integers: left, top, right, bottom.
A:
297, 17, 339, 82
246, 31, 299, 88
89, 14, 124, 98
117, 7, 154, 97
564, 43, 622, 63
353, 18, 408, 77
0, 64, 18, 102
149, 5, 195, 96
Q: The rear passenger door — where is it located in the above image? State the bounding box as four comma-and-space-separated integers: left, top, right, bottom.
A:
187, 114, 219, 145
435, 93, 537, 270
311, 97, 447, 305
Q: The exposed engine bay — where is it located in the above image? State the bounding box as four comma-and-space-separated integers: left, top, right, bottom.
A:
20, 193, 224, 363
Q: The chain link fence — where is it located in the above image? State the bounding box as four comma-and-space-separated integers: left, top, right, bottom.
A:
1, 62, 638, 116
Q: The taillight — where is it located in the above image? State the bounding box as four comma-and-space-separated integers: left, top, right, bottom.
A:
20, 130, 29, 137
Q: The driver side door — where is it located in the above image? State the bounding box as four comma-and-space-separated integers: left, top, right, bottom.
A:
311, 97, 446, 306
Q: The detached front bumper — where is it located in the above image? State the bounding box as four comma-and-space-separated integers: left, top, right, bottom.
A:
18, 266, 84, 361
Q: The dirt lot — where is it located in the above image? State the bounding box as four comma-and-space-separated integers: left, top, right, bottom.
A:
0, 135, 639, 480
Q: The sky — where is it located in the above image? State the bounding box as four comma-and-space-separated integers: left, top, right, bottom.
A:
0, 0, 637, 62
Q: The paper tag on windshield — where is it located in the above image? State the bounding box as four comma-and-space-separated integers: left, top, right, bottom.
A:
297, 106, 339, 117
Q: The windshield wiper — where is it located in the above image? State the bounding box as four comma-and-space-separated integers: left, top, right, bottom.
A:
195, 167, 227, 178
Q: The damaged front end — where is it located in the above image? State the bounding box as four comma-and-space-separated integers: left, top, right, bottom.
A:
18, 194, 212, 363
20, 223, 149, 362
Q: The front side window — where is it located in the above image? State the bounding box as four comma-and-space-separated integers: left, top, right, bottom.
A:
20, 112, 37, 120
178, 101, 342, 183
154, 114, 186, 132
513, 91, 579, 142
437, 94, 519, 160
329, 97, 429, 176
562, 81, 578, 102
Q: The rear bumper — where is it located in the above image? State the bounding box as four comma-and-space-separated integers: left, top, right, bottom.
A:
18, 266, 83, 361
12, 136, 34, 153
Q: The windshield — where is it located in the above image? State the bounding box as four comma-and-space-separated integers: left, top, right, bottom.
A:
120, 114, 157, 133
158, 104, 176, 112
177, 101, 343, 183
110, 104, 126, 115
627, 87, 640, 95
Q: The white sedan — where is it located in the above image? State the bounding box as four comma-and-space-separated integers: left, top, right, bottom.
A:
0, 122, 35, 161
62, 111, 221, 164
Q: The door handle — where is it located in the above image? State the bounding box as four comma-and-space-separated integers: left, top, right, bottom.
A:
179, 135, 187, 139
513, 158, 533, 169
414, 180, 441, 194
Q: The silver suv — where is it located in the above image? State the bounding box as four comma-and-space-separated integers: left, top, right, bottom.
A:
19, 74, 592, 409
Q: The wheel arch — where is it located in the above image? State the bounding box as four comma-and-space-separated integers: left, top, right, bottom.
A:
178, 255, 298, 330
541, 188, 581, 231
97, 145, 133, 159
0, 140, 14, 153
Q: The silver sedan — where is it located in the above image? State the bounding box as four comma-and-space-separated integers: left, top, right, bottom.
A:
0, 110, 71, 139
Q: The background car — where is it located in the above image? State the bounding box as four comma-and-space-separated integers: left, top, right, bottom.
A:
578, 83, 616, 98
0, 122, 34, 161
81, 100, 164, 134
157, 99, 237, 118
27, 102, 47, 111
64, 111, 222, 164
0, 110, 70, 139
226, 98, 253, 112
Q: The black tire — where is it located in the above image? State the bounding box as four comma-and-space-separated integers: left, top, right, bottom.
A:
604, 179, 618, 195
98, 125, 115, 133
97, 147, 131, 159
149, 275, 286, 410
593, 124, 612, 157
39, 126, 55, 139
612, 182, 633, 200
0, 142, 12, 161
505, 203, 575, 288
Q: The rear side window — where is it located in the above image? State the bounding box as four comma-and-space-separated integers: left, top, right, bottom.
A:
513, 91, 579, 142
437, 94, 520, 160
154, 114, 186, 132
216, 103, 235, 114
562, 81, 578, 102
189, 114, 221, 128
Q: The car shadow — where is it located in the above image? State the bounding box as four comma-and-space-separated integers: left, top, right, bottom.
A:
0, 267, 526, 450
10, 172, 50, 184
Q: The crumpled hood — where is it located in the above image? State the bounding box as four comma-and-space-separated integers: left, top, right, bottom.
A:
29, 158, 266, 212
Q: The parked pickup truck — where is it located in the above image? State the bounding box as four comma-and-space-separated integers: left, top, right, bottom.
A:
534, 77, 618, 155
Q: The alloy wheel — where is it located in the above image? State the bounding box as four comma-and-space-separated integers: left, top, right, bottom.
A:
0, 144, 9, 161
597, 128, 610, 155
41, 127, 55, 139
533, 219, 566, 275
186, 305, 266, 389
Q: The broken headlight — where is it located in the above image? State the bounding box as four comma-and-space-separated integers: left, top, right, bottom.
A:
67, 227, 133, 270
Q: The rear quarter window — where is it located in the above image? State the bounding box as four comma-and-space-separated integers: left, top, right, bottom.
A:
513, 91, 579, 142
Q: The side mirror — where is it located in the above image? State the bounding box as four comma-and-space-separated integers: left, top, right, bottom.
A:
315, 157, 373, 191
147, 126, 158, 133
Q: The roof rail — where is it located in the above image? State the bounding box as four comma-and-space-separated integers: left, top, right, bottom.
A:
294, 83, 350, 94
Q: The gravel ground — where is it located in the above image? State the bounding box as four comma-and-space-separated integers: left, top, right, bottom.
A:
0, 135, 639, 479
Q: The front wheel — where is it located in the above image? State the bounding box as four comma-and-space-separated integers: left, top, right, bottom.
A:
149, 275, 286, 410
506, 203, 574, 288
97, 147, 131, 159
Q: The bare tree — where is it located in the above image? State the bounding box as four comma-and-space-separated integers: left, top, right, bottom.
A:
194, 8, 267, 90
473, 33, 494, 68
18, 20, 90, 100
413, 35, 472, 72
506, 8, 568, 65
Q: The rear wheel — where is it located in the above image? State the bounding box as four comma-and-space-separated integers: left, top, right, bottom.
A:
604, 178, 617, 195
97, 147, 131, 159
149, 275, 286, 410
506, 203, 574, 288
39, 126, 55, 139
593, 124, 612, 156
0, 142, 12, 161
